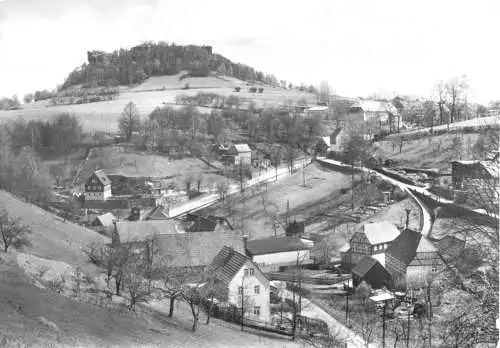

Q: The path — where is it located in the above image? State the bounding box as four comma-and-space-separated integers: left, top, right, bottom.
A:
278, 287, 376, 348
168, 158, 312, 217
316, 157, 432, 236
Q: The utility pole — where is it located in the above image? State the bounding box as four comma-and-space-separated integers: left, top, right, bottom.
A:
302, 164, 306, 187
405, 208, 411, 230
286, 200, 290, 225
407, 305, 411, 348
382, 300, 387, 348
240, 161, 244, 194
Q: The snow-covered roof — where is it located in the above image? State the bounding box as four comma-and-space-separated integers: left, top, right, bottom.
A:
351, 100, 399, 115
233, 144, 251, 153
307, 106, 329, 112
362, 221, 401, 245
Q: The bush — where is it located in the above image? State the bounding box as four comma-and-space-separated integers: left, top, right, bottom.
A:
340, 187, 350, 195
392, 187, 407, 201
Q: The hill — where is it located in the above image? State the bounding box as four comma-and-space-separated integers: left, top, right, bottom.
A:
0, 190, 107, 273
0, 253, 299, 348
373, 131, 486, 171
62, 43, 281, 90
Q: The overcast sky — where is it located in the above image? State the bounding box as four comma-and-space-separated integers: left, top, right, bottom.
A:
0, 0, 499, 103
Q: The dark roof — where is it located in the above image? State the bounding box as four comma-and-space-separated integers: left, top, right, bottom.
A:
153, 230, 245, 268
206, 246, 252, 284
145, 206, 169, 220
352, 256, 379, 277
94, 170, 111, 185
330, 128, 344, 143
386, 229, 422, 266
246, 236, 311, 256
184, 214, 233, 232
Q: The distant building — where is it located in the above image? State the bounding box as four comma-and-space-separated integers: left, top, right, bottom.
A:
305, 106, 330, 119
83, 170, 112, 201
340, 221, 401, 271
206, 246, 271, 323
183, 213, 233, 232
223, 144, 252, 166
92, 212, 117, 227
347, 100, 400, 135
385, 229, 444, 289
245, 236, 314, 272
316, 127, 349, 156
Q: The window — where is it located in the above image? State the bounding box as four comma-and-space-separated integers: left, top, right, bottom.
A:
253, 306, 260, 316
249, 268, 255, 276
238, 286, 243, 295
254, 285, 260, 294
432, 261, 439, 273
244, 269, 248, 276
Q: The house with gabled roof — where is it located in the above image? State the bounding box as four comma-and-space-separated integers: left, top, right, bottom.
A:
352, 256, 392, 289
317, 127, 349, 156
245, 236, 314, 272
206, 246, 270, 322
92, 212, 116, 227
385, 229, 444, 289
340, 221, 401, 271
183, 213, 233, 232
83, 169, 112, 201
223, 143, 252, 166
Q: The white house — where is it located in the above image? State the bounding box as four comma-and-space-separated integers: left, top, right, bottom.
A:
206, 246, 271, 323
245, 236, 314, 272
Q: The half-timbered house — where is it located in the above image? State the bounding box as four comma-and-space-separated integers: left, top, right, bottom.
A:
83, 170, 112, 201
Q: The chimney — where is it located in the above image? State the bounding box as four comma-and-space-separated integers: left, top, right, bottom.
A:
243, 235, 249, 252
405, 208, 411, 230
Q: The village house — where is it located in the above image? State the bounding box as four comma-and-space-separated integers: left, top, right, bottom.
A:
305, 106, 330, 120
205, 246, 271, 323
91, 212, 116, 227
385, 229, 444, 290
340, 221, 401, 271
83, 170, 112, 201
351, 256, 393, 289
143, 206, 170, 220
316, 127, 349, 156
251, 150, 271, 169
223, 144, 252, 166
245, 236, 314, 272
347, 100, 400, 135
115, 219, 184, 242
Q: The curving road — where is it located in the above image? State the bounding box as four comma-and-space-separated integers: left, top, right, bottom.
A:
316, 157, 433, 236
167, 158, 312, 217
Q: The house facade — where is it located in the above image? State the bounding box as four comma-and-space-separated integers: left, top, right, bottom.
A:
451, 157, 499, 192
223, 144, 252, 166
352, 256, 393, 289
317, 128, 349, 156
83, 170, 112, 201
347, 100, 400, 136
385, 229, 444, 290
206, 246, 271, 322
340, 221, 401, 271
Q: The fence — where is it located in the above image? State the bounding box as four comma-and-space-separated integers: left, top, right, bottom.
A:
200, 300, 293, 336
268, 273, 351, 286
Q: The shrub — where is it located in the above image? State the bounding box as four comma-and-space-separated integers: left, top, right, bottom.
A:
340, 187, 350, 195
392, 187, 407, 201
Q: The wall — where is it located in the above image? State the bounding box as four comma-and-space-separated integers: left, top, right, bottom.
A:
228, 261, 270, 322
253, 250, 310, 271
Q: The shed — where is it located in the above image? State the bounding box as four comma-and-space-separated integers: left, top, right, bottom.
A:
352, 256, 392, 289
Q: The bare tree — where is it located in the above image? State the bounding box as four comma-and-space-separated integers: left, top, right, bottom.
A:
446, 76, 468, 125
215, 179, 230, 203
0, 210, 32, 252
318, 81, 332, 105
123, 265, 151, 311
200, 275, 228, 325
435, 81, 448, 125
182, 284, 202, 331
118, 101, 141, 141
270, 146, 283, 181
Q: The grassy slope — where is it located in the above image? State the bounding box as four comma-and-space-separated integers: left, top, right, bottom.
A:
0, 253, 299, 348
0, 75, 316, 133
205, 163, 351, 239
0, 190, 107, 274
77, 146, 226, 188
373, 132, 481, 170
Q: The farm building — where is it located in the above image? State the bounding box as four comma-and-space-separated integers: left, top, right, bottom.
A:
352, 256, 392, 289
316, 127, 349, 156
340, 221, 401, 271
347, 100, 400, 135
143, 206, 169, 220
206, 246, 271, 323
115, 219, 184, 242
223, 144, 252, 166
251, 150, 271, 169
83, 170, 112, 201
305, 106, 330, 119
245, 236, 314, 272
385, 229, 444, 290
92, 212, 117, 227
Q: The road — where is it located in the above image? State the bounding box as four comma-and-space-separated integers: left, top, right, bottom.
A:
316, 157, 433, 237
167, 158, 312, 217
